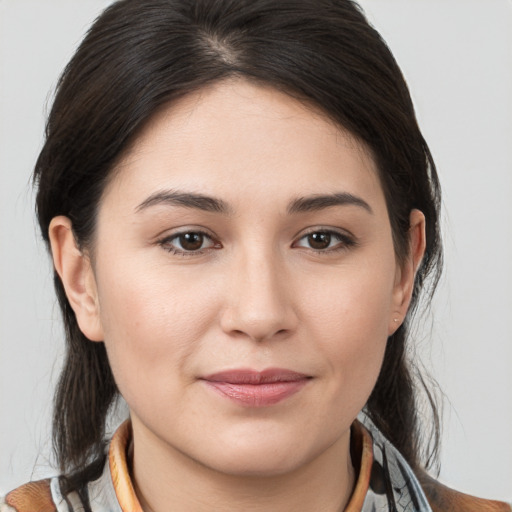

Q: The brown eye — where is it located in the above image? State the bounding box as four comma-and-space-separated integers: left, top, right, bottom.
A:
178, 232, 204, 251
294, 229, 355, 252
308, 232, 331, 250
161, 230, 217, 254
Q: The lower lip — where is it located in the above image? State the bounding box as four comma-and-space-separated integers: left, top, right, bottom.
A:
203, 380, 309, 407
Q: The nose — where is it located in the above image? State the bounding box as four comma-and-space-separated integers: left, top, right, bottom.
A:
220, 249, 298, 342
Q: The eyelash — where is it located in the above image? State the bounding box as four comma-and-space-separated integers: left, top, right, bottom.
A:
158, 229, 218, 257
158, 228, 356, 256
293, 229, 357, 254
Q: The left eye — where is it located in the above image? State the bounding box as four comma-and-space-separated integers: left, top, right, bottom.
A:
161, 231, 216, 253
294, 231, 351, 251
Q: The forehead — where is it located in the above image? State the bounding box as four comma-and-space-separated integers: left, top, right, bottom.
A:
106, 78, 385, 213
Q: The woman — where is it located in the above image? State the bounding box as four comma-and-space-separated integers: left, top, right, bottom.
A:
1, 0, 510, 511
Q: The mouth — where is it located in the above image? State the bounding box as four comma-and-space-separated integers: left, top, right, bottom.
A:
201, 368, 312, 407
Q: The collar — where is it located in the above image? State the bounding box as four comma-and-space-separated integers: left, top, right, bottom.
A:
106, 419, 375, 512
108, 420, 143, 512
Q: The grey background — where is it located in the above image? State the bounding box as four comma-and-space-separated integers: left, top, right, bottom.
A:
1, 0, 511, 501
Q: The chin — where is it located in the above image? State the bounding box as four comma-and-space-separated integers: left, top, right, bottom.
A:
195, 432, 319, 478
210, 452, 304, 478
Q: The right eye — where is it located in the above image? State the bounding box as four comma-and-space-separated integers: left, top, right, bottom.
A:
159, 230, 219, 255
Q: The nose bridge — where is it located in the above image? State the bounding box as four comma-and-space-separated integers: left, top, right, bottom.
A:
221, 242, 296, 341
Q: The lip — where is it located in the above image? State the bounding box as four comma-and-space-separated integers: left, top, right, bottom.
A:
201, 368, 311, 407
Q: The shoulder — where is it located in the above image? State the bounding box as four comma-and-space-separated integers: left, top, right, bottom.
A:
1, 479, 56, 512
1, 478, 87, 512
417, 471, 512, 512
357, 416, 510, 512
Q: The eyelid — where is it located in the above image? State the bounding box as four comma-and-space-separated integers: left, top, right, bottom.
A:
156, 225, 357, 255
292, 227, 357, 251
157, 227, 221, 255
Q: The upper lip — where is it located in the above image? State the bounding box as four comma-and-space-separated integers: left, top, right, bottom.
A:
202, 368, 311, 384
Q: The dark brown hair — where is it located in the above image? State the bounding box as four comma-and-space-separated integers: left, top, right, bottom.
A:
34, 0, 442, 497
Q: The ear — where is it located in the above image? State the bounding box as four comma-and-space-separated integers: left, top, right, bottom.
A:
388, 209, 426, 335
49, 216, 104, 342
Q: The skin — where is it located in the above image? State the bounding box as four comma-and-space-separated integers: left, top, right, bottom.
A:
50, 79, 425, 512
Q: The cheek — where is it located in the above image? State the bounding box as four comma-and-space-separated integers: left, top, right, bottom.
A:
93, 257, 220, 403
299, 257, 395, 403
302, 256, 395, 341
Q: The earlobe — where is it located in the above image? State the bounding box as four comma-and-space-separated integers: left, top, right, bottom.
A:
389, 209, 426, 334
49, 216, 104, 342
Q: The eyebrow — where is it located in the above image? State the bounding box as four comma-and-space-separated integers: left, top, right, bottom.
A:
287, 193, 373, 215
136, 189, 232, 214
136, 189, 372, 216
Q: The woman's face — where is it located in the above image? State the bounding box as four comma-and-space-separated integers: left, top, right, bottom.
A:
56, 79, 419, 476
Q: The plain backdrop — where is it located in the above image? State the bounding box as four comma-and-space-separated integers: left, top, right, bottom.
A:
1, 0, 511, 502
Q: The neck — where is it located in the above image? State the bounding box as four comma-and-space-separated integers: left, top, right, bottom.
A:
129, 419, 356, 512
